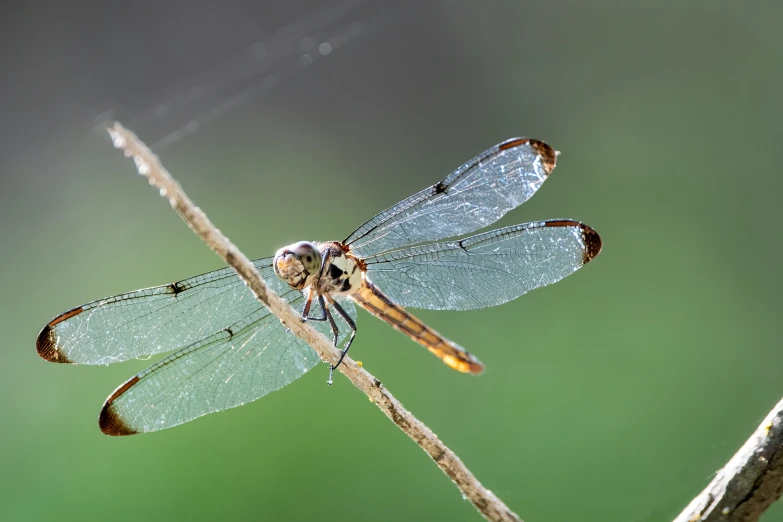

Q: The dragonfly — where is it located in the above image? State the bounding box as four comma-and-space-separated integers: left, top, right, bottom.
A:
37, 137, 602, 436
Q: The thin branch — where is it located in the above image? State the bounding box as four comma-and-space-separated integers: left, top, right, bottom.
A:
674, 397, 783, 521
107, 122, 522, 522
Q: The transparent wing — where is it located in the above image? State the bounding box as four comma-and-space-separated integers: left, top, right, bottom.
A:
37, 258, 285, 365
99, 294, 356, 435
343, 138, 557, 257
361, 220, 602, 311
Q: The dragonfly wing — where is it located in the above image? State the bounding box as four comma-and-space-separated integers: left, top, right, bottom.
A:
343, 138, 556, 257
37, 258, 288, 365
100, 295, 356, 435
362, 220, 601, 311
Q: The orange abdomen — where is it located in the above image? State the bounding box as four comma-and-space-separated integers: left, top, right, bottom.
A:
352, 280, 484, 374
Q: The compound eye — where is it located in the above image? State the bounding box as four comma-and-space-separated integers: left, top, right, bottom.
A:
293, 242, 321, 273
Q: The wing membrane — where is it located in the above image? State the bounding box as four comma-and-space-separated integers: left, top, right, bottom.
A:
37, 258, 288, 365
100, 295, 356, 435
362, 220, 601, 311
343, 138, 557, 257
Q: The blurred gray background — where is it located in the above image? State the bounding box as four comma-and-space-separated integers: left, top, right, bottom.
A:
2, 1, 782, 521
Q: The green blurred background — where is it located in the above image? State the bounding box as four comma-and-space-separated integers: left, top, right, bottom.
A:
2, 1, 782, 521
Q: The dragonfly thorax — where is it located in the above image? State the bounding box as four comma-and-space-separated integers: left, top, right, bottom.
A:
316, 242, 364, 296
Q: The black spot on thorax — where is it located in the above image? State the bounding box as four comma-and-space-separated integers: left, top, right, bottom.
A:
329, 264, 343, 281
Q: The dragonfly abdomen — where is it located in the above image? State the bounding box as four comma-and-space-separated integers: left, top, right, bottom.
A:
352, 280, 484, 374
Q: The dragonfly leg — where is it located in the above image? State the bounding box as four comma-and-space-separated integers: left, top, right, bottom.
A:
323, 301, 340, 347
325, 295, 357, 375
301, 291, 328, 322
322, 301, 342, 385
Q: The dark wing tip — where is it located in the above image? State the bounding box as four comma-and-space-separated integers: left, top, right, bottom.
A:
36, 325, 72, 363
36, 307, 84, 363
579, 225, 602, 264
528, 139, 557, 176
497, 137, 530, 151
99, 406, 138, 436
99, 376, 140, 436
497, 137, 557, 176
542, 220, 602, 264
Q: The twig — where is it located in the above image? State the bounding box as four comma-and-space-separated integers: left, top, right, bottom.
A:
674, 397, 783, 521
107, 122, 523, 522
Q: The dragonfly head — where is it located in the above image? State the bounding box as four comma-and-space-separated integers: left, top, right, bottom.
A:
273, 241, 322, 290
